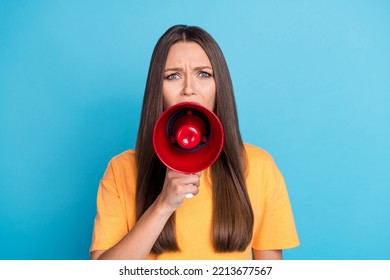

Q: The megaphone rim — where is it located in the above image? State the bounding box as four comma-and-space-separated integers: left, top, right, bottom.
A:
152, 102, 224, 173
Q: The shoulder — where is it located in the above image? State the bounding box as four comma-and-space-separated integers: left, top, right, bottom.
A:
109, 149, 136, 166
243, 143, 282, 181
243, 143, 275, 165
103, 149, 137, 181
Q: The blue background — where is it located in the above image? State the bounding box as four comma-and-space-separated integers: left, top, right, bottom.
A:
1, 0, 389, 260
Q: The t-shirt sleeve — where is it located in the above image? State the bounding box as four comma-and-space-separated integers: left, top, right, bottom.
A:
89, 160, 129, 252
251, 154, 300, 250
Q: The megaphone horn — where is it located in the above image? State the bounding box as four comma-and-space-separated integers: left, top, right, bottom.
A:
153, 102, 224, 173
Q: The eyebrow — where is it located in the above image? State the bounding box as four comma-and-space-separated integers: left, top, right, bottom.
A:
164, 66, 213, 72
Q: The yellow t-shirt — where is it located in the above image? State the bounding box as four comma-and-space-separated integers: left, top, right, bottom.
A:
90, 143, 300, 259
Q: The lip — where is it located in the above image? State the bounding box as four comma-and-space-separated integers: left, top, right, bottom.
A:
173, 99, 202, 107
168, 98, 215, 112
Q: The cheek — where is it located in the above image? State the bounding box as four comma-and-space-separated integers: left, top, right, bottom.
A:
162, 85, 176, 109
207, 97, 216, 111
162, 94, 171, 110
206, 85, 216, 110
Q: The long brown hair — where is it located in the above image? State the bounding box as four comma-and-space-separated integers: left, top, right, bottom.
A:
135, 25, 254, 254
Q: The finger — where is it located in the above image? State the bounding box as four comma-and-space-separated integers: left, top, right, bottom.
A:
167, 169, 200, 183
190, 177, 201, 187
191, 185, 200, 195
183, 184, 199, 198
174, 174, 201, 186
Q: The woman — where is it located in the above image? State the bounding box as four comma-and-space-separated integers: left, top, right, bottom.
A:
90, 25, 299, 260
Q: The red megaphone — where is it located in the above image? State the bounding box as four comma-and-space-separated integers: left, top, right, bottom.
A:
153, 102, 224, 173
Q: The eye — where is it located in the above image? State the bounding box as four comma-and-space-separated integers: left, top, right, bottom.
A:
198, 71, 212, 78
165, 73, 180, 80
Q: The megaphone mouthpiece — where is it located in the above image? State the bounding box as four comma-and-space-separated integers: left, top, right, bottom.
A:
175, 124, 201, 149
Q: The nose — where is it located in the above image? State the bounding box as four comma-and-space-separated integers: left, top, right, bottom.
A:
182, 75, 195, 96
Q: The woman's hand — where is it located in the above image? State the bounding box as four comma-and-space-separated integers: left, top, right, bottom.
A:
91, 168, 202, 260
158, 168, 202, 211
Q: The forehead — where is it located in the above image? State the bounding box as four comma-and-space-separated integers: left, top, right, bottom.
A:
165, 42, 212, 66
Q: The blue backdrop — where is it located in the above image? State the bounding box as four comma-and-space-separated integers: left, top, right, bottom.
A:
1, 0, 389, 260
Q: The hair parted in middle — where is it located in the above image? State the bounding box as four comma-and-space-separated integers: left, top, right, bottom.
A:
135, 25, 254, 254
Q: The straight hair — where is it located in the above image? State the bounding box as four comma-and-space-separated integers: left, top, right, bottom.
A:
135, 25, 254, 254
